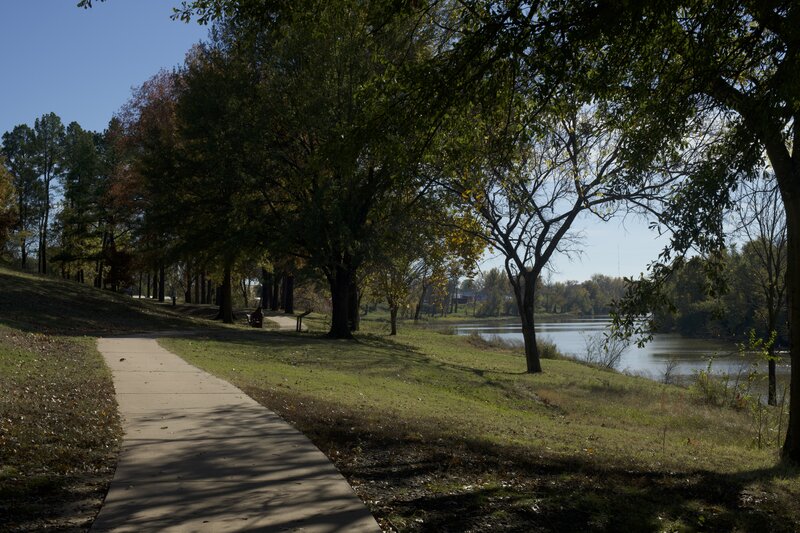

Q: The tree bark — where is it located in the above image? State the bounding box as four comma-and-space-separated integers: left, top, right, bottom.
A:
184, 264, 192, 303
390, 306, 398, 335
221, 264, 233, 323
284, 274, 294, 314
768, 356, 777, 407
328, 265, 353, 339
348, 279, 359, 331
782, 191, 800, 461
261, 268, 271, 309
512, 271, 542, 373
414, 282, 429, 321
20, 237, 26, 270
271, 274, 281, 311
158, 264, 165, 303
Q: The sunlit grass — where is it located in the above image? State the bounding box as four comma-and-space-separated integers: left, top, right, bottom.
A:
162, 316, 800, 530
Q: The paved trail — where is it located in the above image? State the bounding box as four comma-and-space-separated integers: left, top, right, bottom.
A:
92, 336, 378, 532
265, 315, 306, 331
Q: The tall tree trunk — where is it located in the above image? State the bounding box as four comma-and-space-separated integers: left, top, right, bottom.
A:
138, 272, 142, 298
221, 264, 233, 324
284, 274, 294, 314
146, 272, 151, 298
185, 264, 192, 303
768, 356, 777, 407
271, 274, 281, 311
782, 192, 800, 461
20, 237, 27, 270
261, 269, 271, 309
348, 279, 359, 331
328, 265, 353, 339
414, 282, 429, 321
390, 305, 398, 335
200, 271, 206, 304
158, 264, 165, 303
513, 271, 542, 374
40, 214, 48, 275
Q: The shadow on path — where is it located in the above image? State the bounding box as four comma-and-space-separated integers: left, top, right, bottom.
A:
93, 337, 378, 532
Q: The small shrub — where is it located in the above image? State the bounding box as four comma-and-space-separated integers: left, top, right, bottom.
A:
582, 332, 628, 370
692, 358, 730, 407
662, 358, 680, 385
537, 337, 565, 359
465, 333, 565, 359
691, 356, 758, 410
466, 332, 522, 350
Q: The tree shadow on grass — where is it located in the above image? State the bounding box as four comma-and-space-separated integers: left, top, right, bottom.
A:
0, 269, 217, 336
287, 402, 800, 532
191, 328, 542, 405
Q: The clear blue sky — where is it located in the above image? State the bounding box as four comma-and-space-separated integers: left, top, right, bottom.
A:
0, 1, 207, 135
0, 1, 666, 282
480, 212, 667, 283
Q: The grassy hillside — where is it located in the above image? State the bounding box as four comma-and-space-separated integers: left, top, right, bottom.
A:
0, 267, 205, 335
0, 266, 208, 530
1, 265, 798, 531
162, 316, 800, 532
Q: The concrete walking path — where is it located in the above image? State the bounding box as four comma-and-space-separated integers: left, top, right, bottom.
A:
92, 336, 379, 532
265, 315, 307, 331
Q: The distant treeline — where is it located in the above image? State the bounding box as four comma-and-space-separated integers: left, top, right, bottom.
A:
652, 247, 787, 344
468, 269, 626, 318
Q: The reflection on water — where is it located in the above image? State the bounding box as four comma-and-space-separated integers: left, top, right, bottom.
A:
452, 318, 791, 379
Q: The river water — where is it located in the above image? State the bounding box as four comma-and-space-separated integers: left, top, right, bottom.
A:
451, 317, 791, 380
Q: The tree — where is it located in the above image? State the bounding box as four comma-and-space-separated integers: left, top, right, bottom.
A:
33, 112, 65, 274
732, 177, 787, 406
116, 70, 183, 303
55, 122, 105, 280
215, 2, 445, 338
444, 87, 678, 372
0, 157, 17, 252
566, 0, 800, 462
1, 125, 41, 269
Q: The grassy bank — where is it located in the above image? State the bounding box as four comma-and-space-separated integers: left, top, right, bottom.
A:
162, 318, 800, 532
0, 266, 205, 530
0, 329, 120, 530
2, 263, 798, 531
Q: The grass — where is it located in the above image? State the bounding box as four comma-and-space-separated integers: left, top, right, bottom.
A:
161, 317, 800, 532
0, 329, 120, 530
0, 266, 205, 335
0, 264, 214, 530
1, 264, 798, 531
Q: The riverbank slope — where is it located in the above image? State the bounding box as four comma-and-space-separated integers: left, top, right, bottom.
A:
163, 314, 800, 532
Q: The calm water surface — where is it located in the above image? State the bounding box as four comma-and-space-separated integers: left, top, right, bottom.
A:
452, 317, 791, 379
